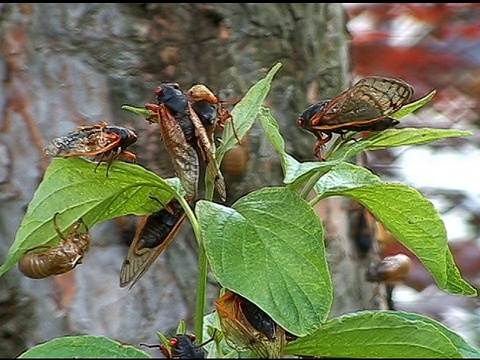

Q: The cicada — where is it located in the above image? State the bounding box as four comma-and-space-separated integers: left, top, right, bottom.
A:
44, 121, 138, 175
119, 198, 186, 289
18, 213, 90, 279
147, 83, 227, 202
297, 76, 414, 158
141, 333, 210, 359
187, 84, 239, 143
366, 253, 412, 285
215, 291, 287, 358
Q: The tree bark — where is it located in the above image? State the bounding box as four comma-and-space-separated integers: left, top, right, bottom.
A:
0, 3, 385, 357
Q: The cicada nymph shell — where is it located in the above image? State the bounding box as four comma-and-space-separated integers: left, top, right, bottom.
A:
366, 253, 412, 285
18, 213, 90, 279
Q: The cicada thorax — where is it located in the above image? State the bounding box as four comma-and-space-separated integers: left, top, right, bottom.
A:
119, 198, 187, 289
215, 291, 287, 358
297, 76, 414, 158
44, 121, 138, 175
18, 214, 90, 279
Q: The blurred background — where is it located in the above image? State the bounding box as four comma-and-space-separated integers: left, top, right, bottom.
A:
344, 3, 480, 347
0, 3, 479, 357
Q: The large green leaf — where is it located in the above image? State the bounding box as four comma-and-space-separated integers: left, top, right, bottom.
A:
196, 187, 332, 336
314, 162, 476, 296
285, 310, 471, 358
217, 62, 282, 162
258, 107, 338, 190
0, 157, 182, 277
18, 335, 151, 358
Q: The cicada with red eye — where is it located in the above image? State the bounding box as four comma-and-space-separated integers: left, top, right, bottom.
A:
146, 83, 226, 202
141, 333, 212, 359
215, 290, 289, 358
18, 213, 90, 279
297, 76, 414, 159
145, 86, 200, 202
119, 197, 187, 289
44, 121, 138, 176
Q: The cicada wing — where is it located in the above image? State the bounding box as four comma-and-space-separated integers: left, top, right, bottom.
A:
187, 102, 227, 202
309, 76, 414, 129
215, 292, 285, 359
157, 105, 200, 202
120, 206, 186, 289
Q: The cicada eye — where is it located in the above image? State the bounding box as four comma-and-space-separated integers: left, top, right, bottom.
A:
169, 337, 180, 347
155, 86, 164, 96
297, 118, 305, 127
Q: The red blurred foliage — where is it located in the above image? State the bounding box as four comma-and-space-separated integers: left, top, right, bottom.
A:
345, 3, 480, 107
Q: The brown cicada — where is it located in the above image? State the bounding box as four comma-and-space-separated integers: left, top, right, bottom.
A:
297, 76, 414, 159
215, 290, 289, 358
119, 197, 186, 289
146, 83, 227, 202
44, 121, 138, 176
145, 83, 200, 202
18, 213, 90, 279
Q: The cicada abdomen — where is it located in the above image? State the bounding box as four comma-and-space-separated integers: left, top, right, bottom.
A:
18, 213, 90, 279
119, 198, 186, 289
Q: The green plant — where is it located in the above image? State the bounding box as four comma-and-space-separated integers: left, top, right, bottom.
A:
3, 62, 479, 358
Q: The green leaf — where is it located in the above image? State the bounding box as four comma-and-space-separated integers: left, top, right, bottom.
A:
392, 89, 437, 120
121, 105, 156, 118
314, 162, 476, 296
391, 312, 480, 358
363, 128, 473, 150
285, 310, 465, 358
329, 128, 472, 161
0, 157, 182, 277
217, 62, 282, 162
196, 187, 332, 336
257, 107, 338, 190
18, 335, 151, 358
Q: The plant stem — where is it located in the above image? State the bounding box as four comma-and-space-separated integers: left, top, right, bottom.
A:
176, 194, 207, 342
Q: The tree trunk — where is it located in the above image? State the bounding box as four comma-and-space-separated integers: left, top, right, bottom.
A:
0, 3, 385, 357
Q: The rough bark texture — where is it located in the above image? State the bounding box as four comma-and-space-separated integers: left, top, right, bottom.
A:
0, 3, 385, 357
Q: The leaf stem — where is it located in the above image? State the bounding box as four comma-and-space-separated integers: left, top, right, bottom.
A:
298, 171, 323, 199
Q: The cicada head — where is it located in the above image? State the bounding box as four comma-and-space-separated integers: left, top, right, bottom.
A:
155, 83, 188, 114
296, 100, 330, 132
